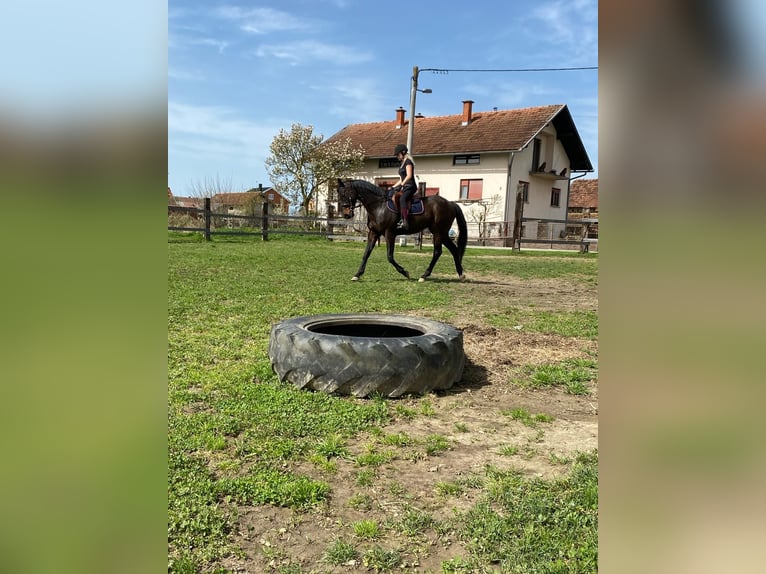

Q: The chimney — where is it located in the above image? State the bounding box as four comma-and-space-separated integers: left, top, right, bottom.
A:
395, 107, 406, 129
461, 100, 474, 126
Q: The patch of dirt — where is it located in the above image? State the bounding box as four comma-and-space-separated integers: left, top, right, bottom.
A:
222, 269, 598, 573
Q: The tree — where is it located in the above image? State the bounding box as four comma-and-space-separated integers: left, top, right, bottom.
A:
467, 194, 502, 245
265, 123, 365, 217
188, 174, 235, 198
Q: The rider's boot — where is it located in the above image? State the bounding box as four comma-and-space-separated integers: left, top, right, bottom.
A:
397, 207, 409, 231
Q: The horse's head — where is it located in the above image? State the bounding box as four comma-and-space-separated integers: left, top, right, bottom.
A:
336, 179, 358, 219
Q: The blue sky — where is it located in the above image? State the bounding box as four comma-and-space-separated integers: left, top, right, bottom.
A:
169, 0, 598, 196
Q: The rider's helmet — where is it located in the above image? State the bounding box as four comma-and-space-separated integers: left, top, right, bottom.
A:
393, 144, 408, 156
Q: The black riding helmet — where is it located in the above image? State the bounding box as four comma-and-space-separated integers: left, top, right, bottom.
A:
393, 144, 408, 156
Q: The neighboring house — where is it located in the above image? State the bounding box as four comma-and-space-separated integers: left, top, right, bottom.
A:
567, 178, 598, 239
322, 101, 593, 245
211, 187, 290, 215
173, 196, 204, 209
167, 186, 176, 206
210, 187, 290, 215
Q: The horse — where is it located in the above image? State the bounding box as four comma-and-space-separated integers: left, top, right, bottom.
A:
336, 179, 467, 282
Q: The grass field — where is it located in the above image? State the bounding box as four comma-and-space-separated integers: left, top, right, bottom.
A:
168, 234, 598, 573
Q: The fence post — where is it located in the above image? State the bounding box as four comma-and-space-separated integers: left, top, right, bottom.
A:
511, 188, 523, 250
261, 201, 269, 241
204, 197, 211, 241
327, 204, 335, 239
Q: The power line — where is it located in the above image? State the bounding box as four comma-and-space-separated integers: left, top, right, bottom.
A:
422, 66, 597, 73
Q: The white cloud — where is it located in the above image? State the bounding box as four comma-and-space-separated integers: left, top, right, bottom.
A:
528, 0, 597, 64
254, 40, 373, 65
194, 38, 229, 53
168, 101, 281, 162
217, 6, 313, 34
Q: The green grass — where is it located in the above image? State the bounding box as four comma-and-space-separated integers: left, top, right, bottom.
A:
168, 237, 598, 571
501, 407, 555, 427
487, 308, 598, 339
511, 358, 598, 394
456, 451, 598, 572
352, 519, 381, 540
324, 539, 358, 565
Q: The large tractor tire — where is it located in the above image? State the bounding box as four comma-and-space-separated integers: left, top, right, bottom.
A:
268, 314, 464, 398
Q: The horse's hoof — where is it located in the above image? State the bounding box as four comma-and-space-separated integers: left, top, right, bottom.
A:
351, 276, 359, 281
459, 274, 466, 281
418, 277, 426, 283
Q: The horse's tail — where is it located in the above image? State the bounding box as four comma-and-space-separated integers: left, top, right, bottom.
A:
453, 202, 468, 262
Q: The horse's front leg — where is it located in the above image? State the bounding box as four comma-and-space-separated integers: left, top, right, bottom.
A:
352, 230, 379, 281
385, 230, 410, 279
419, 235, 443, 282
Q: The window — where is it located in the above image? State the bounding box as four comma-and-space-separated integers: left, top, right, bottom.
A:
453, 154, 480, 165
378, 158, 400, 168
519, 181, 529, 203
550, 187, 561, 207
459, 179, 483, 200
532, 138, 541, 171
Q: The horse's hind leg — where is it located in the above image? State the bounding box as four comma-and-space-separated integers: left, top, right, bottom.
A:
442, 235, 465, 280
419, 236, 444, 282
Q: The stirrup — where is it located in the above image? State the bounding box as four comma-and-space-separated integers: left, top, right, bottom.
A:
397, 219, 408, 230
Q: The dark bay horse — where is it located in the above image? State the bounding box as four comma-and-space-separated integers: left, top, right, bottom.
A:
337, 179, 467, 282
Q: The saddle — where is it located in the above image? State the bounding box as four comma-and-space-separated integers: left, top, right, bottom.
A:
386, 189, 424, 215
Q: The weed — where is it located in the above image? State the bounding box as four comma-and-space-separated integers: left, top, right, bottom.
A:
501, 407, 554, 428
314, 435, 349, 459
362, 545, 401, 572
419, 400, 436, 416
394, 506, 435, 537
441, 557, 483, 573
355, 469, 375, 487
435, 481, 463, 497
454, 422, 469, 433
387, 481, 407, 496
309, 455, 338, 474
499, 445, 519, 456
324, 539, 358, 566
355, 447, 394, 467
394, 404, 417, 419
425, 434, 450, 456
352, 519, 381, 540
348, 493, 373, 511
382, 432, 413, 447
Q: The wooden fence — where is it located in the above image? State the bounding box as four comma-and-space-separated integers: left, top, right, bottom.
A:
168, 200, 597, 251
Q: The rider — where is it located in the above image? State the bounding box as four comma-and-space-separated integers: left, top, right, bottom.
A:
392, 144, 417, 231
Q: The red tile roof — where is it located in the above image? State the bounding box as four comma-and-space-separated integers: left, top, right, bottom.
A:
324, 104, 592, 171
569, 179, 598, 208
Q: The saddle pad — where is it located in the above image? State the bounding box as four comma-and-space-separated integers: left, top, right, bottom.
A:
386, 190, 424, 215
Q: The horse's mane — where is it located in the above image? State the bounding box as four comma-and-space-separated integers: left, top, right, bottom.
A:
345, 179, 385, 198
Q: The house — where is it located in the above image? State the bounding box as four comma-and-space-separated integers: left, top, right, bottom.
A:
567, 178, 598, 239
211, 186, 290, 215
322, 101, 593, 246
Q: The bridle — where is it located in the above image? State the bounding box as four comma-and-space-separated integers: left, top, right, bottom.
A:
338, 187, 360, 219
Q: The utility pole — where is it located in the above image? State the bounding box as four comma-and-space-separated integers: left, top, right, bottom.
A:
406, 66, 432, 154
407, 66, 418, 153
